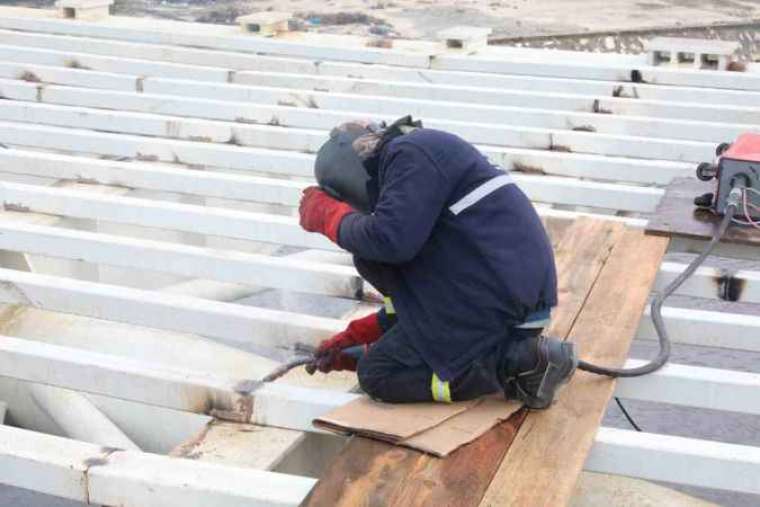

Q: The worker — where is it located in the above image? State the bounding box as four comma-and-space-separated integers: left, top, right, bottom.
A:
299, 117, 577, 409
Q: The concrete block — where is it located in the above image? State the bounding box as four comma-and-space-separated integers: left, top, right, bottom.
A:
437, 26, 492, 51
55, 0, 113, 21
646, 37, 740, 71
236, 12, 291, 37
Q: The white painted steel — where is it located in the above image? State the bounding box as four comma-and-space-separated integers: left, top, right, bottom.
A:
432, 53, 760, 91
0, 220, 363, 298
0, 333, 358, 426
140, 78, 715, 162
28, 383, 141, 450
0, 148, 306, 206
586, 428, 760, 495
656, 261, 760, 303
637, 305, 760, 353
0, 99, 330, 152
0, 182, 339, 251
14, 331, 754, 435
0, 268, 343, 350
0, 120, 315, 178
0, 334, 247, 414
0, 8, 433, 68
0, 80, 716, 164
668, 237, 760, 263
159, 279, 259, 303
0, 424, 97, 502
0, 306, 279, 381
0, 147, 664, 214
0, 92, 694, 184
0, 29, 324, 76
252, 383, 358, 431
615, 360, 760, 415
516, 175, 662, 213
0, 51, 750, 144
229, 70, 755, 140
0, 60, 137, 91
0, 41, 231, 82
4, 30, 760, 108
3, 7, 760, 91
87, 449, 316, 507
0, 206, 747, 306
0, 424, 315, 506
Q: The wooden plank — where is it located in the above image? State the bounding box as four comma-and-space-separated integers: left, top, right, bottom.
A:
480, 230, 669, 507
646, 177, 760, 247
302, 219, 625, 506
301, 411, 528, 507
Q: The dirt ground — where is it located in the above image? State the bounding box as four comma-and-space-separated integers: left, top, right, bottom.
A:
6, 0, 760, 40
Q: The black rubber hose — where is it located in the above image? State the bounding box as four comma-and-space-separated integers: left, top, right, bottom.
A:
577, 197, 738, 378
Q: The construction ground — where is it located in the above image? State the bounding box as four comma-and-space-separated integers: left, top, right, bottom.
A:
0, 1, 758, 506
5, 0, 760, 56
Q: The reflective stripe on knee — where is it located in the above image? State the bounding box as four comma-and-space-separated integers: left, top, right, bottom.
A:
384, 296, 395, 315
430, 373, 452, 403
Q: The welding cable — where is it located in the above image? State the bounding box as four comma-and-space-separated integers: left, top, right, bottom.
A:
614, 397, 642, 432
577, 188, 741, 378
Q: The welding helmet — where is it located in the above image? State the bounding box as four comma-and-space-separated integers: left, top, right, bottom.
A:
314, 116, 423, 213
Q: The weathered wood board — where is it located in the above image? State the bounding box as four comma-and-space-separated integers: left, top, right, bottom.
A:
479, 230, 669, 506
646, 177, 760, 247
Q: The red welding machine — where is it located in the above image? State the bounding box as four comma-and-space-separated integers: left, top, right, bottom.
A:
695, 133, 760, 220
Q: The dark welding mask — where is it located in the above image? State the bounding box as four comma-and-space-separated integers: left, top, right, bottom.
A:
314, 116, 422, 213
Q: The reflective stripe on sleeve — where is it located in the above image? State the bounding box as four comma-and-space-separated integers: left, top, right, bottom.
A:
449, 174, 515, 215
384, 296, 396, 315
430, 373, 452, 403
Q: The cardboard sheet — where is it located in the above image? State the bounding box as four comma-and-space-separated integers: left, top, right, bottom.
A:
314, 397, 478, 442
313, 395, 523, 456
401, 397, 522, 457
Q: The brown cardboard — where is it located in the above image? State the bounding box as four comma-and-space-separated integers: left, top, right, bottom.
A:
313, 397, 478, 442
313, 395, 522, 456
401, 397, 522, 456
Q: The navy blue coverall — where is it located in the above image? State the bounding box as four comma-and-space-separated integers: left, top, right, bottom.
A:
337, 129, 557, 403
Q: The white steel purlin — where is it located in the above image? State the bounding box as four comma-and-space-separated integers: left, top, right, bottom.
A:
0, 220, 363, 298
0, 424, 316, 506
587, 428, 760, 496
0, 94, 732, 162
3, 29, 760, 106
0, 182, 338, 250
3, 5, 760, 90
0, 268, 344, 350
0, 4, 758, 505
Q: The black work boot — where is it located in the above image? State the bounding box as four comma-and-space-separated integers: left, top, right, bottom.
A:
503, 336, 578, 409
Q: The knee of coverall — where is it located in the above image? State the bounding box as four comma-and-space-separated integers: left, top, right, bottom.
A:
356, 354, 386, 400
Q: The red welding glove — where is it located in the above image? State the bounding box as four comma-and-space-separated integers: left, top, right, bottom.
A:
299, 186, 354, 244
306, 312, 384, 374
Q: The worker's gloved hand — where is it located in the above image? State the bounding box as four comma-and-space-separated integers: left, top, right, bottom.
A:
299, 186, 355, 243
306, 313, 384, 374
